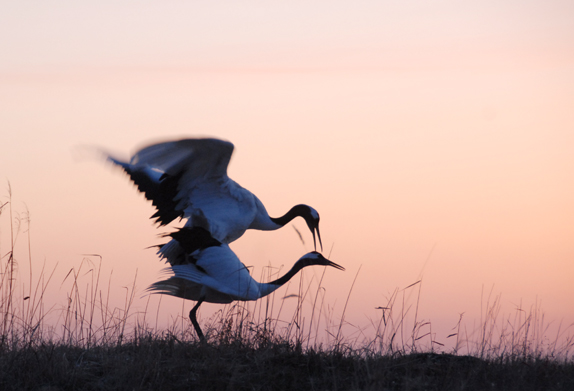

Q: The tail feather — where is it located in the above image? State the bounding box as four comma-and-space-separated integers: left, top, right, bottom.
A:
147, 278, 180, 296
147, 276, 203, 301
171, 264, 205, 284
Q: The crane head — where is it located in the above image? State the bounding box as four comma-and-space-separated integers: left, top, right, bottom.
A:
299, 251, 344, 271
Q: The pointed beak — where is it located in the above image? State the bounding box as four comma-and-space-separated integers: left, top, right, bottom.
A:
326, 259, 345, 271
313, 225, 323, 252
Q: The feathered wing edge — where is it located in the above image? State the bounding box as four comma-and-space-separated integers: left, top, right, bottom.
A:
104, 138, 235, 227
105, 154, 184, 226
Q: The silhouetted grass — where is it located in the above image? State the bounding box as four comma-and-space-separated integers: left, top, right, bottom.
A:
2, 332, 574, 391
1, 189, 574, 390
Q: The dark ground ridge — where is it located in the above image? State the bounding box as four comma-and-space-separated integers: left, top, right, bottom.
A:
2, 337, 573, 391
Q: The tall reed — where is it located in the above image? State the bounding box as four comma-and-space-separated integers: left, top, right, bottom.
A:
1, 188, 573, 363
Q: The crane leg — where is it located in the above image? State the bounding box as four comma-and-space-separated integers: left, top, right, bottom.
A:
189, 298, 205, 342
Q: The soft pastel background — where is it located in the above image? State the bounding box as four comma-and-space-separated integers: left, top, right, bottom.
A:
1, 1, 573, 348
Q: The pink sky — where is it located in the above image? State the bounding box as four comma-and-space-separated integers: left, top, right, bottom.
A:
1, 1, 573, 350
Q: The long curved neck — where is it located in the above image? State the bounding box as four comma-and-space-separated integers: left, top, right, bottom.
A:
269, 204, 308, 227
258, 260, 310, 298
251, 203, 307, 231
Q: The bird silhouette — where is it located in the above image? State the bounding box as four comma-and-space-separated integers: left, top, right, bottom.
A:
104, 137, 323, 250
148, 227, 344, 340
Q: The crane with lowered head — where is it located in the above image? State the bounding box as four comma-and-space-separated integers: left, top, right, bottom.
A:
149, 226, 344, 341
103, 137, 323, 251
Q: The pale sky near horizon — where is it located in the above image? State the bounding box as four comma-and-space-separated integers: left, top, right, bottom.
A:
1, 1, 573, 349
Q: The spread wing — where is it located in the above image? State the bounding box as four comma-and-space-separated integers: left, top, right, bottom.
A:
106, 138, 235, 226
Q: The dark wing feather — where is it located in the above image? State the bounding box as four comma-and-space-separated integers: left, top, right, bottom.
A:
109, 157, 184, 226
106, 138, 234, 226
158, 227, 221, 268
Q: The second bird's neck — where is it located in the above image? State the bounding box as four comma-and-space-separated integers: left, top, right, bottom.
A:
257, 260, 308, 298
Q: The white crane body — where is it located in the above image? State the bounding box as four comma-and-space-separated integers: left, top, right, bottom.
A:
147, 227, 344, 340
104, 137, 322, 249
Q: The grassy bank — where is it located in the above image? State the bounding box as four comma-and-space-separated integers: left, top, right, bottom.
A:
1, 191, 574, 390
2, 333, 574, 390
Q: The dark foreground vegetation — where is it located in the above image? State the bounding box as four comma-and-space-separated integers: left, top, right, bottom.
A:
2, 334, 574, 391
2, 190, 574, 390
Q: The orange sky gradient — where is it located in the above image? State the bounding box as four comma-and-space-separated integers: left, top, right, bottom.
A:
1, 1, 573, 350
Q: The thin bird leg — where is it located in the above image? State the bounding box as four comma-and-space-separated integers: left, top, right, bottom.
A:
189, 297, 205, 342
